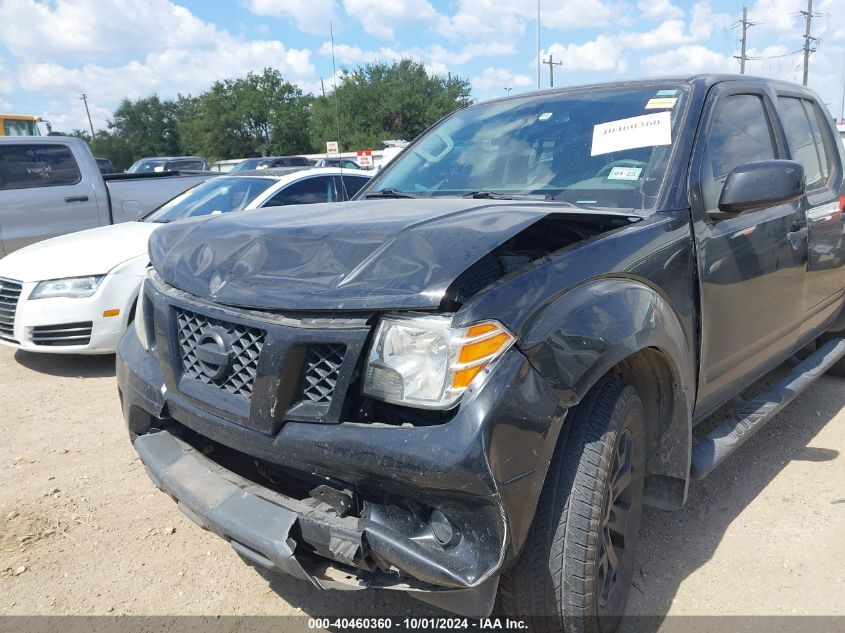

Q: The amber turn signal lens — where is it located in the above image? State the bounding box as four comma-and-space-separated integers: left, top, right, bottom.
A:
451, 365, 485, 389
450, 322, 514, 391
458, 331, 512, 364
102, 309, 120, 318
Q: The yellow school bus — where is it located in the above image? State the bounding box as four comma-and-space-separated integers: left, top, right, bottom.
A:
0, 114, 46, 136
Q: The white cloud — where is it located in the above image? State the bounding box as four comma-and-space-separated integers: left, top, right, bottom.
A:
319, 40, 516, 69
0, 0, 220, 62
0, 0, 315, 129
471, 67, 533, 94
342, 0, 439, 40
248, 0, 340, 36
618, 19, 692, 49
543, 37, 628, 74
637, 0, 683, 20
689, 2, 732, 40
640, 45, 733, 74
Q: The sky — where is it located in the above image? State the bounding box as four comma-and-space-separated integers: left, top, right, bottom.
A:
0, 0, 843, 134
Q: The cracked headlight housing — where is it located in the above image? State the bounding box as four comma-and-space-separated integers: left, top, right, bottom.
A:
30, 275, 104, 299
363, 314, 515, 409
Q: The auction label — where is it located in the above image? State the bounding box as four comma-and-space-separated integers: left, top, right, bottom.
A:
591, 111, 671, 156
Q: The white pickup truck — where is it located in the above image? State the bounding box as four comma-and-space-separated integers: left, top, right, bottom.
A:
0, 136, 213, 256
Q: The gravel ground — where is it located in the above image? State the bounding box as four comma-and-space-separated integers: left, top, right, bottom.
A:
0, 345, 843, 626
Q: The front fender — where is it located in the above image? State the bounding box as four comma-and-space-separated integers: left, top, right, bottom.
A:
520, 277, 694, 407
519, 277, 695, 508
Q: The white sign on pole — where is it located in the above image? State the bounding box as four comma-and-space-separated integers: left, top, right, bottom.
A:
326, 141, 339, 156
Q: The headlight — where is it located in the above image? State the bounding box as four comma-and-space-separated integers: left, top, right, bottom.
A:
363, 314, 515, 409
134, 280, 150, 351
29, 275, 104, 299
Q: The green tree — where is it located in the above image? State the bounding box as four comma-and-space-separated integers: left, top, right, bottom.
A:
308, 59, 472, 152
108, 95, 183, 159
179, 68, 311, 161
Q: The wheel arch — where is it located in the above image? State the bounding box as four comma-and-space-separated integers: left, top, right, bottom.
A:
520, 277, 695, 510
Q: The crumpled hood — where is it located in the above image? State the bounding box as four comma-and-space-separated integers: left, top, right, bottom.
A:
0, 221, 158, 282
150, 199, 573, 311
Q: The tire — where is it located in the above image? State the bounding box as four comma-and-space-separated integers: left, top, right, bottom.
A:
499, 378, 646, 633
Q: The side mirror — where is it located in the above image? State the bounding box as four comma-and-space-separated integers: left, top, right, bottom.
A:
711, 160, 805, 220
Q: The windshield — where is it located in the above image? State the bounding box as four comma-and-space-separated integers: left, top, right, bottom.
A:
3, 118, 40, 136
231, 158, 270, 172
127, 159, 167, 173
366, 84, 689, 211
144, 176, 277, 223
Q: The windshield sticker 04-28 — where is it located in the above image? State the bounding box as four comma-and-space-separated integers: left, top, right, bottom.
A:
591, 111, 672, 156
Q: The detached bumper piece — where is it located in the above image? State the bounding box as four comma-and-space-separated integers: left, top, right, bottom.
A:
134, 429, 499, 617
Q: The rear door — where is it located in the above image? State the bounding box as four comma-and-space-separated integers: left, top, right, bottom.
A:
691, 83, 808, 417
774, 92, 845, 336
0, 142, 101, 254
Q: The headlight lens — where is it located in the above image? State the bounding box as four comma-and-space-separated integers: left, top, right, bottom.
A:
30, 275, 104, 300
134, 280, 150, 351
362, 314, 515, 409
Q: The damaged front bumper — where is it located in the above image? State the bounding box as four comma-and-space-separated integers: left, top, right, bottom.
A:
117, 309, 567, 616
134, 428, 500, 615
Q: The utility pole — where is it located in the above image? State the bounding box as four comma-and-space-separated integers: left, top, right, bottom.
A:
733, 6, 754, 74
800, 0, 818, 86
80, 93, 95, 137
542, 53, 563, 88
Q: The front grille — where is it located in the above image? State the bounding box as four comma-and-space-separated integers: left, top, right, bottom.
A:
31, 321, 93, 346
299, 344, 347, 404
0, 277, 22, 343
175, 307, 265, 398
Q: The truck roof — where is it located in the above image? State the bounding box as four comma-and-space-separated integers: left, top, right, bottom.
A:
476, 74, 822, 106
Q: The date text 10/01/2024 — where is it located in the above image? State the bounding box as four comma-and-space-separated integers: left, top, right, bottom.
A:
307, 618, 529, 630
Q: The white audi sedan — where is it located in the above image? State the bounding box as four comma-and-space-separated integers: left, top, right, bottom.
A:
0, 167, 371, 354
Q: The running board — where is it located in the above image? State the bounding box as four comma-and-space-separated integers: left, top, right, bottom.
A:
690, 337, 845, 480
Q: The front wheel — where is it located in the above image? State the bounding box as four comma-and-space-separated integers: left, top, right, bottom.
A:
499, 379, 646, 633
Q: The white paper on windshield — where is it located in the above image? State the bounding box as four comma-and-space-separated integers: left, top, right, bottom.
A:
591, 111, 671, 157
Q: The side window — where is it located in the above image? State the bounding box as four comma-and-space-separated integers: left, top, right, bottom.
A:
0, 144, 82, 190
263, 176, 332, 206
806, 101, 837, 184
336, 176, 370, 200
778, 97, 824, 190
701, 94, 776, 211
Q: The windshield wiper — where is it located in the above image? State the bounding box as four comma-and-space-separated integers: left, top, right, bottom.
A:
461, 191, 548, 200
364, 188, 419, 199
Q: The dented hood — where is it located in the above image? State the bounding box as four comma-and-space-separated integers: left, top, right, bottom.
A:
149, 198, 619, 311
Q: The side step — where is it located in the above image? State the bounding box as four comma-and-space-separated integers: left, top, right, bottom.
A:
690, 337, 845, 480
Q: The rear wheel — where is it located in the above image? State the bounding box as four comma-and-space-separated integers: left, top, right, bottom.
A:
499, 378, 646, 633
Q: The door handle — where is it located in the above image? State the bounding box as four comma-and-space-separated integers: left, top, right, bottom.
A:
64, 195, 89, 203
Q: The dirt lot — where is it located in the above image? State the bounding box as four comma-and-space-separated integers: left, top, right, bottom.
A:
0, 344, 843, 626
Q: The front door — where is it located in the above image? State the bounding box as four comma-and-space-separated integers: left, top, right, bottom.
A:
692, 85, 808, 418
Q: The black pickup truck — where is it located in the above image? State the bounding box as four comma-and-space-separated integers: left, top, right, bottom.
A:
116, 75, 845, 631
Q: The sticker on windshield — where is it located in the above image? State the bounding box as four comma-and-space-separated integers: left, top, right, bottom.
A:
645, 97, 677, 109
655, 89, 678, 96
538, 112, 553, 121
607, 166, 643, 180
591, 111, 672, 157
